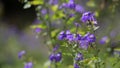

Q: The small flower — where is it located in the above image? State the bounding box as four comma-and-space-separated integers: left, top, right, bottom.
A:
55, 52, 62, 62
79, 40, 89, 50
75, 53, 83, 61
75, 34, 82, 41
18, 50, 26, 59
75, 5, 85, 13
82, 32, 90, 40
35, 27, 41, 33
41, 9, 47, 15
87, 34, 96, 43
74, 63, 80, 68
53, 45, 59, 51
24, 62, 33, 68
59, 0, 76, 9
81, 11, 97, 24
74, 23, 80, 27
68, 0, 76, 9
99, 36, 109, 44
49, 52, 62, 62
59, 3, 68, 9
69, 14, 75, 18
58, 31, 66, 40
66, 30, 74, 41
49, 53, 56, 62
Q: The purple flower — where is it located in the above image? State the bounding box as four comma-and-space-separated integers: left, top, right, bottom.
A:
69, 14, 75, 18
75, 5, 85, 13
79, 40, 89, 50
81, 32, 90, 40
75, 53, 83, 61
58, 31, 66, 40
68, 0, 76, 9
74, 23, 80, 27
74, 63, 80, 68
49, 52, 62, 62
59, 0, 76, 9
99, 36, 109, 44
55, 52, 62, 62
66, 30, 74, 41
78, 33, 96, 49
81, 11, 97, 24
49, 53, 56, 62
18, 50, 26, 59
35, 27, 41, 33
41, 9, 47, 15
24, 62, 33, 68
86, 34, 96, 43
59, 3, 68, 9
53, 45, 59, 51
75, 34, 82, 41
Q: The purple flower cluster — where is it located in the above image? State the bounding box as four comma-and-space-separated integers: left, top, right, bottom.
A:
58, 30, 74, 41
49, 52, 62, 62
81, 11, 97, 25
49, 45, 62, 62
58, 31, 96, 49
60, 0, 85, 13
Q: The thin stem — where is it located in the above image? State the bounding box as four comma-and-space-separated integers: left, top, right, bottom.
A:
63, 16, 70, 30
44, 4, 54, 47
88, 21, 101, 68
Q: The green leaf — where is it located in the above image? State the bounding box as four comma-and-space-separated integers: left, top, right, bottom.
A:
51, 5, 58, 12
51, 29, 59, 37
30, 0, 43, 5
30, 24, 47, 29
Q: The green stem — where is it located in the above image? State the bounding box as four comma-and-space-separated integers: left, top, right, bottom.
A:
63, 16, 70, 30
45, 4, 54, 47
55, 63, 58, 68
